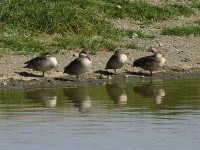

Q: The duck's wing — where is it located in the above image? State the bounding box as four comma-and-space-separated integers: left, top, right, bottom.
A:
105, 55, 119, 69
24, 56, 46, 68
133, 55, 157, 67
64, 58, 82, 74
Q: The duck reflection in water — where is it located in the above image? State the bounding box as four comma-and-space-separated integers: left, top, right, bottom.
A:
64, 87, 91, 113
26, 89, 57, 107
106, 84, 127, 105
133, 82, 165, 104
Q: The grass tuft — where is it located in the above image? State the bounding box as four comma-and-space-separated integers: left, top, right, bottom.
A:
100, 1, 193, 23
161, 17, 200, 36
52, 36, 116, 52
161, 25, 200, 36
192, 1, 200, 9
125, 43, 139, 49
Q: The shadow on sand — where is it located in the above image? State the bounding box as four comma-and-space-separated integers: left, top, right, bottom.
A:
94, 70, 115, 75
54, 77, 76, 82
17, 71, 43, 77
128, 71, 151, 76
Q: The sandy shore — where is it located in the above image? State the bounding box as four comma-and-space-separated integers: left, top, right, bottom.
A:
0, 40, 200, 89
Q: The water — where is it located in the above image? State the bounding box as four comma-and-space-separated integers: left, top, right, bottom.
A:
0, 78, 200, 150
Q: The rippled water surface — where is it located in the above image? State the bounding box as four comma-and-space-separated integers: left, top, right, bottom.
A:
0, 78, 200, 150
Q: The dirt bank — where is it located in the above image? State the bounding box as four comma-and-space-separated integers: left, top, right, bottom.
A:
0, 45, 200, 89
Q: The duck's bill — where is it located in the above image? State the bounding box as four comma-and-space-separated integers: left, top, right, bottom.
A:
86, 56, 92, 61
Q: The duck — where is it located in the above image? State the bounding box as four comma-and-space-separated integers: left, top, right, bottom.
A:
26, 89, 57, 108
105, 49, 128, 74
133, 82, 165, 104
64, 87, 91, 113
106, 84, 127, 105
63, 50, 92, 81
24, 52, 58, 77
133, 48, 166, 76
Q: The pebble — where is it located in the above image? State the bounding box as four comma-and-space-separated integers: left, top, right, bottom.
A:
99, 74, 106, 79
159, 43, 163, 47
73, 53, 79, 57
181, 58, 191, 62
140, 25, 145, 28
140, 75, 145, 78
2, 82, 7, 85
148, 46, 157, 52
124, 75, 129, 78
116, 5, 122, 9
47, 79, 55, 83
131, 33, 138, 39
108, 76, 113, 79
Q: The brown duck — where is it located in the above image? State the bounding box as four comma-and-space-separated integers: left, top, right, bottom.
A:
105, 49, 128, 74
133, 49, 166, 76
24, 52, 58, 77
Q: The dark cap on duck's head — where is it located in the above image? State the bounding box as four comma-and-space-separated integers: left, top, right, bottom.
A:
81, 50, 89, 55
114, 48, 122, 55
79, 50, 91, 61
42, 52, 53, 56
79, 50, 89, 55
152, 50, 164, 59
148, 47, 157, 53
148, 47, 163, 56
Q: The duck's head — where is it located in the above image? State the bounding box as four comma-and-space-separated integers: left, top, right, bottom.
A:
79, 50, 91, 61
149, 48, 164, 58
43, 52, 53, 56
114, 49, 122, 55
149, 47, 157, 53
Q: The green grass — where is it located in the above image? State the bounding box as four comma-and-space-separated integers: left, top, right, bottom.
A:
161, 19, 200, 36
194, 20, 200, 25
0, 26, 153, 54
192, 1, 200, 9
162, 26, 200, 36
101, 1, 193, 22
0, 36, 47, 53
53, 36, 116, 53
125, 43, 139, 49
0, 0, 196, 54
0, 0, 194, 33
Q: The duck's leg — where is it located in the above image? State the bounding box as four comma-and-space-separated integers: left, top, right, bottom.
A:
42, 72, 45, 77
150, 70, 153, 76
114, 69, 117, 75
76, 75, 80, 82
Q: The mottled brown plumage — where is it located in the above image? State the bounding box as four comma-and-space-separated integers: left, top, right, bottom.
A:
106, 49, 128, 74
133, 50, 165, 76
24, 52, 58, 77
